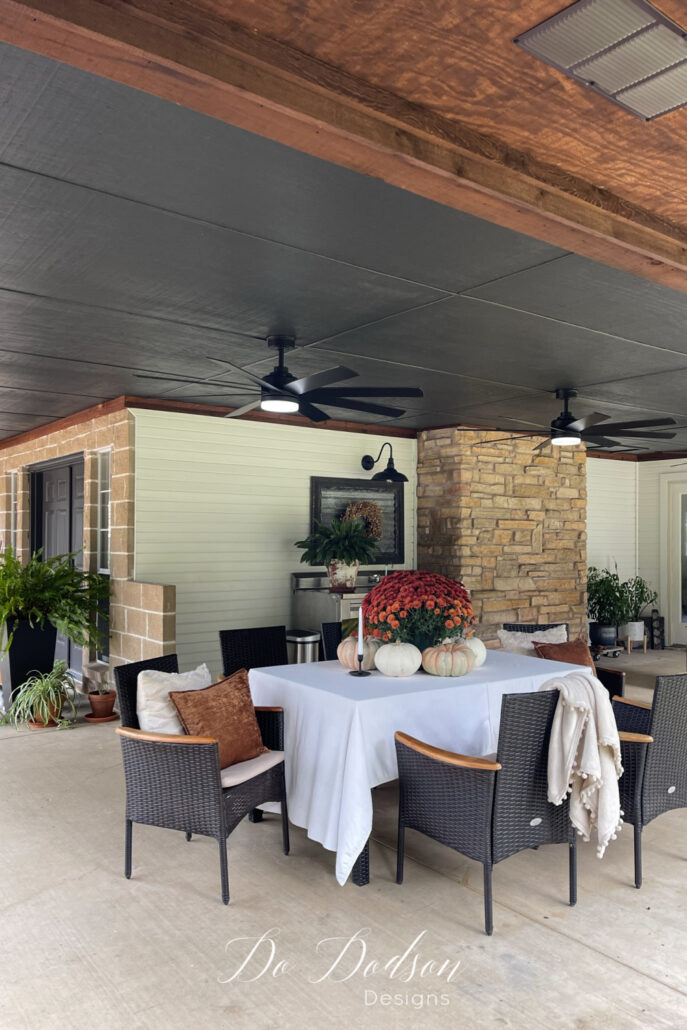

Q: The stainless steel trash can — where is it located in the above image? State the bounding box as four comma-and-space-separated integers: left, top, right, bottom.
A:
286, 629, 320, 664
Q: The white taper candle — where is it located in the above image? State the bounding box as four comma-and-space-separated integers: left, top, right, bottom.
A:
357, 603, 364, 656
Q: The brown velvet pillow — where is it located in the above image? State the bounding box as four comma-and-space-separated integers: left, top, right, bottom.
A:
170, 668, 268, 769
534, 639, 596, 673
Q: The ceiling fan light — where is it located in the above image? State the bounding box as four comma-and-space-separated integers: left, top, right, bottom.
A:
551, 432, 582, 446
260, 396, 299, 414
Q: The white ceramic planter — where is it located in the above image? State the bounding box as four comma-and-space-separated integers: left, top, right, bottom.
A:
327, 559, 359, 593
619, 620, 645, 642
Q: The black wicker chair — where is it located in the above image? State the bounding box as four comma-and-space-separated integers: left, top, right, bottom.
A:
502, 621, 625, 699
395, 690, 577, 935
114, 654, 289, 904
321, 621, 343, 661
612, 675, 687, 888
219, 626, 288, 677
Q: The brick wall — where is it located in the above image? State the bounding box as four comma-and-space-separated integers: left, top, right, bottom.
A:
417, 428, 587, 644
0, 406, 176, 680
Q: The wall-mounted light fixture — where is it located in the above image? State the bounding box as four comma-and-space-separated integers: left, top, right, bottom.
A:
361, 442, 408, 482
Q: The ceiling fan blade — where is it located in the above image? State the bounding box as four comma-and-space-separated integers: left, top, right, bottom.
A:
286, 366, 357, 395
306, 387, 424, 400
588, 417, 677, 433
205, 355, 279, 391
566, 412, 608, 433
532, 439, 552, 452
135, 372, 249, 388
321, 398, 407, 418
225, 400, 261, 418
298, 400, 330, 423
473, 434, 541, 446
602, 430, 676, 440
583, 435, 628, 448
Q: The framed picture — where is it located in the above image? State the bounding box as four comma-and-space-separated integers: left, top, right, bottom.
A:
310, 477, 404, 565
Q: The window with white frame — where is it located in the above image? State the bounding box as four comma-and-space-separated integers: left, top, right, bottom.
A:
96, 451, 111, 661
97, 450, 111, 574
9, 470, 18, 553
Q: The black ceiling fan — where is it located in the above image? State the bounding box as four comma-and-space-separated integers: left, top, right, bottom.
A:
136, 335, 423, 422
474, 388, 678, 451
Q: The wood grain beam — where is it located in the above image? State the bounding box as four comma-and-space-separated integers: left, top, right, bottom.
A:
3, 0, 687, 293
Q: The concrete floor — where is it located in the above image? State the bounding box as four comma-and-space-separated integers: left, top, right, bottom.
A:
1, 718, 686, 1030
600, 646, 687, 691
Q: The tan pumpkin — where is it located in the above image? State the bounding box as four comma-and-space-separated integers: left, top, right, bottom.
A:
463, 635, 487, 668
374, 641, 422, 677
422, 641, 476, 677
337, 635, 382, 671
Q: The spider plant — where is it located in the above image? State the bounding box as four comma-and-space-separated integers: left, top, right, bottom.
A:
1, 660, 77, 729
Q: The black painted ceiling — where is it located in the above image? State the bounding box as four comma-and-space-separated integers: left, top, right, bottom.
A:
1, 42, 687, 450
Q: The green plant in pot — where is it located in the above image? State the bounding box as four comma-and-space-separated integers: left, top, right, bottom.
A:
295, 517, 378, 592
86, 674, 118, 722
587, 566, 625, 648
619, 576, 658, 644
1, 660, 77, 729
0, 548, 110, 712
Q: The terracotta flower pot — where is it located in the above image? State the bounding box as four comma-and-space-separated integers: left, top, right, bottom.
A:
27, 697, 62, 729
88, 690, 117, 719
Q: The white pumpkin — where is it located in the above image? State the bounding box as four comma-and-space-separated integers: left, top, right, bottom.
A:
463, 635, 487, 668
422, 642, 476, 677
374, 641, 422, 677
337, 635, 382, 672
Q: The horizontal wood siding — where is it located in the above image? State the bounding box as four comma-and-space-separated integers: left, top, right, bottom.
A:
586, 458, 637, 579
132, 409, 417, 675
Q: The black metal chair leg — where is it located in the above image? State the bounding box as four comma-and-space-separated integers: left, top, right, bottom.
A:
569, 838, 577, 906
249, 809, 264, 823
634, 824, 643, 889
352, 840, 370, 886
281, 780, 290, 856
219, 839, 230, 905
185, 831, 192, 841
483, 863, 493, 936
125, 819, 133, 879
396, 823, 405, 884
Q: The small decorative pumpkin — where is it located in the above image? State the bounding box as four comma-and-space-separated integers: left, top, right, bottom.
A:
337, 635, 382, 671
463, 635, 487, 668
374, 641, 422, 677
422, 642, 476, 677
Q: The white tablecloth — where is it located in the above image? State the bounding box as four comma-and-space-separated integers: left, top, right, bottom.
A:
249, 651, 592, 884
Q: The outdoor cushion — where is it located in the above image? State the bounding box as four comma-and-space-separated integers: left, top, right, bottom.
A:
170, 668, 268, 768
497, 625, 567, 654
534, 639, 596, 672
220, 749, 284, 788
136, 663, 212, 734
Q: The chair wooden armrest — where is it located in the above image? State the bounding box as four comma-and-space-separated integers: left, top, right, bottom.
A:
253, 706, 284, 712
395, 731, 501, 770
618, 730, 653, 744
612, 696, 652, 710
116, 727, 216, 744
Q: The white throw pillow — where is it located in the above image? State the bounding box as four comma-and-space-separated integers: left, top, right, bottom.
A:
497, 625, 567, 654
136, 663, 213, 734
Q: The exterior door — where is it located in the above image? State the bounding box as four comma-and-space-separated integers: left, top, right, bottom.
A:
32, 458, 85, 676
659, 472, 687, 646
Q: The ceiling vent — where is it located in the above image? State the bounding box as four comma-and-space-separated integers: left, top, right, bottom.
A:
515, 0, 687, 120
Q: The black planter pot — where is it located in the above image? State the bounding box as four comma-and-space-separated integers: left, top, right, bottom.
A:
0, 619, 57, 710
588, 622, 618, 648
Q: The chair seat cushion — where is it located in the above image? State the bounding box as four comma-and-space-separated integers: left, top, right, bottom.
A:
220, 749, 284, 788
170, 668, 268, 768
136, 663, 212, 733
533, 639, 596, 672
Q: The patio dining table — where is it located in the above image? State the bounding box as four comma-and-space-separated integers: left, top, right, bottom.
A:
248, 651, 592, 886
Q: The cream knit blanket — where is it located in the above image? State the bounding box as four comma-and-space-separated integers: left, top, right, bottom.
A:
539, 672, 623, 857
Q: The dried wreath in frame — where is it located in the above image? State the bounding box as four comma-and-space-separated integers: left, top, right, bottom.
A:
343, 500, 383, 540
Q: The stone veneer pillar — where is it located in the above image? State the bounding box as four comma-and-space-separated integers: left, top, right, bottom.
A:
417, 428, 588, 644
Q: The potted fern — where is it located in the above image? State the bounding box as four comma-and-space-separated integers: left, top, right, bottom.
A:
295, 517, 378, 592
1, 660, 77, 729
0, 549, 110, 711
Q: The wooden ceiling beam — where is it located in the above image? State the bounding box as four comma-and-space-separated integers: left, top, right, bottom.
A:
3, 0, 687, 292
